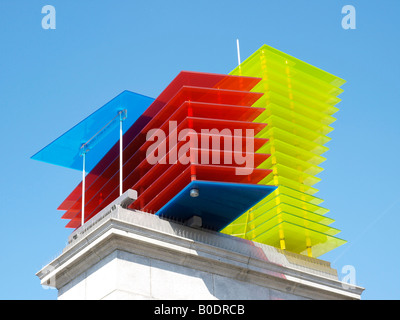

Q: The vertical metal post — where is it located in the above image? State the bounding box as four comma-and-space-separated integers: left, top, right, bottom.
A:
119, 112, 123, 196
81, 152, 86, 226
236, 38, 241, 65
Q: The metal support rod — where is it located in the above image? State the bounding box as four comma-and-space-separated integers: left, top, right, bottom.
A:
119, 113, 123, 196
236, 38, 241, 65
81, 152, 86, 226
79, 109, 126, 224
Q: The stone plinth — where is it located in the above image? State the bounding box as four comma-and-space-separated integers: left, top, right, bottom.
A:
36, 204, 363, 300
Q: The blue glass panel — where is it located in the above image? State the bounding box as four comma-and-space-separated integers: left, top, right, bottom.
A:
31, 91, 155, 172
156, 180, 277, 231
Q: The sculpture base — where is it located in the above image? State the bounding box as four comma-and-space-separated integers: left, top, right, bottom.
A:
36, 205, 363, 300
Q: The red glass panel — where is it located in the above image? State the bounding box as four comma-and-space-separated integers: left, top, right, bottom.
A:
59, 73, 262, 212
59, 72, 265, 228
131, 148, 269, 202
141, 164, 272, 213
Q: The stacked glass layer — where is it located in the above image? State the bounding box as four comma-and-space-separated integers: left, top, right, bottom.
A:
58, 71, 276, 230
221, 45, 346, 257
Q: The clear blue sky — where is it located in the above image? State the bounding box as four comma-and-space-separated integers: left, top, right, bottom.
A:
0, 0, 399, 300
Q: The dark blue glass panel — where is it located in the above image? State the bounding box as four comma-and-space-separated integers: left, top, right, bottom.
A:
156, 180, 277, 231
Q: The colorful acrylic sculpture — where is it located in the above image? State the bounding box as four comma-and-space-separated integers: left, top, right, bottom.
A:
32, 44, 346, 258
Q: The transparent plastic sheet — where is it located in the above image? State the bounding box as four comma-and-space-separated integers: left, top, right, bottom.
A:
31, 91, 155, 172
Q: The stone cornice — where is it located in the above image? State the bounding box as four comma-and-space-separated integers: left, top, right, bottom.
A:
37, 206, 364, 300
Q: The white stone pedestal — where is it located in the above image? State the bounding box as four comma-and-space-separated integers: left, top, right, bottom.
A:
36, 204, 363, 300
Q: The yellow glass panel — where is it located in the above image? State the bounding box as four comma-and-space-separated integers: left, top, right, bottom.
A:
262, 175, 319, 195
246, 213, 340, 240
251, 80, 340, 115
258, 140, 326, 166
258, 127, 329, 155
260, 152, 324, 176
262, 185, 324, 205
223, 43, 346, 257
259, 163, 321, 187
231, 44, 346, 92
253, 91, 337, 125
239, 63, 342, 105
251, 221, 346, 258
251, 193, 328, 215
257, 115, 331, 145
260, 103, 334, 135
247, 202, 333, 227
